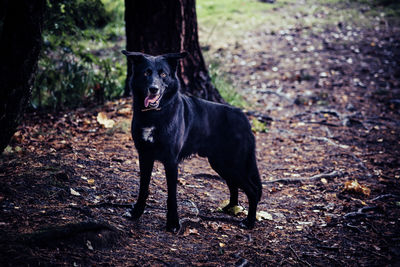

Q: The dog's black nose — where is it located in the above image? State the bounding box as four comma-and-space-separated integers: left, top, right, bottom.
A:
149, 87, 159, 94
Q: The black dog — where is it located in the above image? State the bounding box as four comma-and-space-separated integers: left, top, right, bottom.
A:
122, 50, 262, 232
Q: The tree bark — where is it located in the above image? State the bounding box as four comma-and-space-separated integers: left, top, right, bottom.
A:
0, 0, 45, 153
124, 0, 224, 103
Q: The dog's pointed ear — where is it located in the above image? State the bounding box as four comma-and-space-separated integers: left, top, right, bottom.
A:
162, 52, 188, 72
121, 50, 146, 64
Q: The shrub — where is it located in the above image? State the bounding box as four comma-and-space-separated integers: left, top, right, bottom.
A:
32, 0, 124, 110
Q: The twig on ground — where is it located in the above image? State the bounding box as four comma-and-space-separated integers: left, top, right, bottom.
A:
315, 110, 342, 119
345, 223, 363, 232
316, 245, 339, 251
257, 89, 291, 101
197, 214, 239, 224
372, 194, 400, 201
88, 202, 133, 208
360, 246, 390, 260
245, 110, 273, 122
305, 121, 340, 127
310, 136, 349, 149
185, 199, 199, 216
349, 153, 367, 170
264, 170, 342, 184
289, 245, 312, 267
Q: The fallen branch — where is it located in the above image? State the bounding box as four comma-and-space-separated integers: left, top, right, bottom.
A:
344, 206, 381, 220
264, 171, 342, 184
18, 220, 121, 248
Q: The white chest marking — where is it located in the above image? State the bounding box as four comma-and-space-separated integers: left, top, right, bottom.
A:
142, 126, 155, 143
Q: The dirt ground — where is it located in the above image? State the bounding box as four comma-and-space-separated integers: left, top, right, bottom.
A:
1, 2, 400, 267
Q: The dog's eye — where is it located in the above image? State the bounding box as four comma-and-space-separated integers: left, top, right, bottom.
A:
160, 72, 167, 78
144, 70, 152, 77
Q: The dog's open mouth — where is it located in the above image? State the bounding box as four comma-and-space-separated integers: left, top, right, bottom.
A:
144, 94, 161, 108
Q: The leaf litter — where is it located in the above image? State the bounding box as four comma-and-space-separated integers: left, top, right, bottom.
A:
1, 1, 400, 266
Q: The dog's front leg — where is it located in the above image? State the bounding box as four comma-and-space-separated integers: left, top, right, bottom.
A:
164, 161, 180, 232
131, 153, 154, 220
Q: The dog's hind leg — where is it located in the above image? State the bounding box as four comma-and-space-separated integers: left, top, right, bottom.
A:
239, 182, 259, 229
222, 181, 239, 213
209, 158, 239, 213
239, 168, 262, 229
164, 161, 180, 232
131, 153, 154, 220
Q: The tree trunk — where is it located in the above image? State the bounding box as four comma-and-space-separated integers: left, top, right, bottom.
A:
124, 0, 224, 103
0, 0, 45, 153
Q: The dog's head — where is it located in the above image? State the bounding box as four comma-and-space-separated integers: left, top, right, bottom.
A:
122, 50, 187, 110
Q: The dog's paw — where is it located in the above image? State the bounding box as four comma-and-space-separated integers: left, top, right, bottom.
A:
222, 204, 243, 216
239, 218, 255, 230
166, 220, 181, 233
129, 205, 145, 220
222, 204, 235, 214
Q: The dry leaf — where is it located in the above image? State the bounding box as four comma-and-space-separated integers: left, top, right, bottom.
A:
70, 188, 80, 196
117, 107, 131, 116
97, 112, 115, 128
256, 211, 273, 221
183, 228, 199, 236
343, 180, 371, 196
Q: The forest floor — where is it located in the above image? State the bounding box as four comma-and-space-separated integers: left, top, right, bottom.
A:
1, 1, 400, 266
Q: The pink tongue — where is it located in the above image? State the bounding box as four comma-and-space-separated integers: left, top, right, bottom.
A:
144, 95, 158, 107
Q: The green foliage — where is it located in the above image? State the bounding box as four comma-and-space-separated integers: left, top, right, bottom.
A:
250, 118, 268, 133
32, 49, 124, 109
44, 0, 110, 35
208, 61, 247, 108
32, 0, 125, 110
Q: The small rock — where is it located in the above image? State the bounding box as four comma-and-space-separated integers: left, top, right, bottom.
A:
346, 103, 356, 111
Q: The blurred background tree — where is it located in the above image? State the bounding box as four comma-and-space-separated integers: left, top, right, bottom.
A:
124, 0, 224, 103
0, 0, 46, 153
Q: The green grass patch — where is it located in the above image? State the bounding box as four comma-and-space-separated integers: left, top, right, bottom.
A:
208, 61, 248, 108
197, 0, 288, 45
251, 118, 268, 133
197, 0, 283, 27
